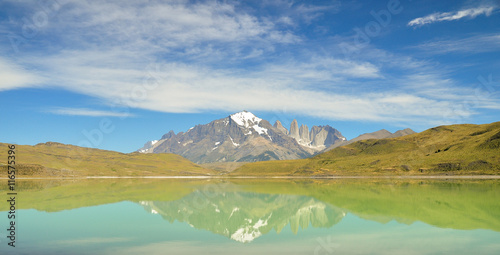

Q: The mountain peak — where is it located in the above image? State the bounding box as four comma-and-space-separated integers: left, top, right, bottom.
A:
230, 111, 262, 128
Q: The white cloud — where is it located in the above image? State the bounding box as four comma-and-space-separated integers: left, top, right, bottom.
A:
47, 107, 134, 117
0, 57, 43, 91
17, 48, 489, 125
1, 0, 497, 127
408, 6, 497, 27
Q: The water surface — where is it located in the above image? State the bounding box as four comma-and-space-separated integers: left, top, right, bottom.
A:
0, 179, 499, 254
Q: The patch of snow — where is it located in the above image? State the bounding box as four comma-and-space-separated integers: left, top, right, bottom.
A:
297, 204, 325, 214
138, 140, 159, 153
229, 136, 239, 147
229, 207, 240, 219
212, 204, 220, 213
230, 111, 262, 128
230, 213, 272, 243
215, 142, 220, 145
151, 209, 158, 214
253, 219, 267, 229
342, 137, 346, 141
187, 127, 194, 131
230, 111, 272, 137
231, 227, 262, 243
252, 124, 268, 135
298, 141, 325, 151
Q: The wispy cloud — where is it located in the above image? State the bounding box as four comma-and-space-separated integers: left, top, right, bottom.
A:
408, 6, 497, 27
48, 0, 300, 54
47, 107, 134, 117
410, 33, 500, 54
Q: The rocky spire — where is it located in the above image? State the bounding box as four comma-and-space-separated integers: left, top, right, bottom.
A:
309, 126, 326, 146
273, 120, 289, 135
289, 119, 300, 141
299, 124, 310, 144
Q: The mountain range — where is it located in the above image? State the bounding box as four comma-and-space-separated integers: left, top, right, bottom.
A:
138, 111, 414, 164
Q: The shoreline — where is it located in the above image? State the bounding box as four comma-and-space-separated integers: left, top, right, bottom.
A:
2, 175, 500, 180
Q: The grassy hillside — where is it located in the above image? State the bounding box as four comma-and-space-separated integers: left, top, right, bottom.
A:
232, 121, 500, 176
0, 142, 216, 176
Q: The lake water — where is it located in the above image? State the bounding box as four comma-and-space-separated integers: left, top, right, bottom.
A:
0, 178, 499, 254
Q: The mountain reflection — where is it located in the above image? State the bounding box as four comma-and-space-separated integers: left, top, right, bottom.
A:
139, 191, 345, 243
2, 178, 499, 243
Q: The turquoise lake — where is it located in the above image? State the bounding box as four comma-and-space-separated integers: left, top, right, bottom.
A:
0, 179, 499, 254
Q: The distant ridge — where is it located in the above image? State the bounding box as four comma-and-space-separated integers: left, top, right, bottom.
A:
326, 128, 416, 151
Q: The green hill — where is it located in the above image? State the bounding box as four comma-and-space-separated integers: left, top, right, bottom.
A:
231, 121, 500, 176
0, 142, 216, 176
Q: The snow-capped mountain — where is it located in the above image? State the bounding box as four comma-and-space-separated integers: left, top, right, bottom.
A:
137, 111, 345, 164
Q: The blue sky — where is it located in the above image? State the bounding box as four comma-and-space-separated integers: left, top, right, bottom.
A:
1, 0, 499, 153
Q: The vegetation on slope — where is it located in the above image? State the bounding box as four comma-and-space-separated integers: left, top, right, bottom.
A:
0, 142, 216, 176
232, 122, 500, 176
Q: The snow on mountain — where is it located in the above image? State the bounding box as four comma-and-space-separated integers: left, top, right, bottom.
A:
252, 124, 268, 135
230, 111, 269, 136
138, 140, 159, 153
229, 136, 239, 147
230, 111, 262, 127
